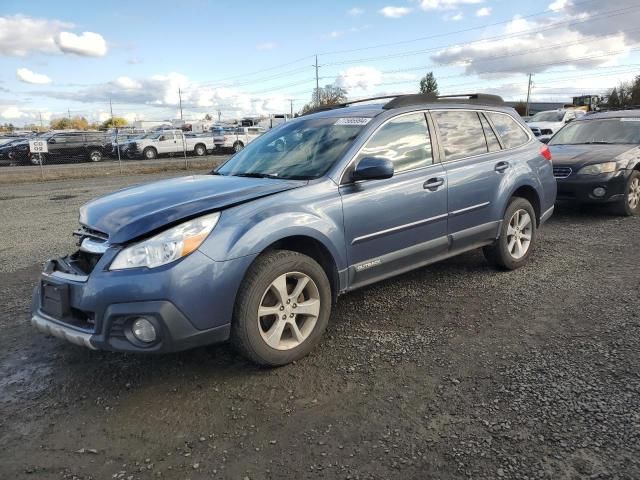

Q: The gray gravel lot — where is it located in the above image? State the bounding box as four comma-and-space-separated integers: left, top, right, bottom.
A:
0, 172, 639, 479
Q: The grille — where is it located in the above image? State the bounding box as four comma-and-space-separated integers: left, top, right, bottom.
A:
553, 166, 572, 178
73, 225, 108, 242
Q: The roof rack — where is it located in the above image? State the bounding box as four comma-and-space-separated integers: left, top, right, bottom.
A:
301, 93, 504, 116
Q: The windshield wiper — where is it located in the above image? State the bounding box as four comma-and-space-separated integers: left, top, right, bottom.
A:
232, 172, 281, 179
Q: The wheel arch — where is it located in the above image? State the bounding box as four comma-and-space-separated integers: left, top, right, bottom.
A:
260, 235, 341, 304
509, 184, 541, 226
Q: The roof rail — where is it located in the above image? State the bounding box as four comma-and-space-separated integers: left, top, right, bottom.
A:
383, 93, 503, 109
301, 92, 504, 116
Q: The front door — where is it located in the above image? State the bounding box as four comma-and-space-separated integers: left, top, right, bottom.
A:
340, 111, 449, 288
157, 133, 176, 154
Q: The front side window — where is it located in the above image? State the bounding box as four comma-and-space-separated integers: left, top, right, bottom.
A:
217, 116, 366, 180
432, 110, 487, 161
487, 112, 530, 149
531, 111, 564, 122
355, 112, 433, 173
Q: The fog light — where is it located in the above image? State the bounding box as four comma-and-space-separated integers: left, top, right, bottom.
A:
593, 187, 606, 198
131, 317, 157, 343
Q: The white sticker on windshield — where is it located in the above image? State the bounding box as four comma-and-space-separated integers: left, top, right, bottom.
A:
620, 118, 640, 122
335, 117, 371, 126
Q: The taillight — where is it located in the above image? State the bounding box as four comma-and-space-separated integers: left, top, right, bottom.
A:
540, 144, 552, 161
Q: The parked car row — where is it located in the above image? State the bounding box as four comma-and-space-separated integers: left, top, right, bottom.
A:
212, 125, 266, 152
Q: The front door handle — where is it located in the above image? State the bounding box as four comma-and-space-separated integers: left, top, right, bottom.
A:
424, 177, 445, 190
495, 161, 510, 173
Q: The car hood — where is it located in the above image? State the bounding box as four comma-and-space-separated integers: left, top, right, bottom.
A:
548, 144, 640, 167
79, 174, 305, 244
528, 121, 563, 131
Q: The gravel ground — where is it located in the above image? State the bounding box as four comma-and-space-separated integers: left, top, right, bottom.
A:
0, 172, 638, 479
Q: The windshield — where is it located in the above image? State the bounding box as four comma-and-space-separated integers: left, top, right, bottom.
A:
549, 118, 640, 145
531, 111, 564, 122
140, 132, 161, 139
216, 116, 366, 180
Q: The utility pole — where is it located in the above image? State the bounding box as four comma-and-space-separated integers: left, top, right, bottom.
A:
525, 73, 533, 117
314, 55, 320, 107
178, 88, 184, 120
67, 108, 71, 120
39, 112, 44, 130
217, 110, 221, 122
109, 98, 114, 120
289, 99, 294, 117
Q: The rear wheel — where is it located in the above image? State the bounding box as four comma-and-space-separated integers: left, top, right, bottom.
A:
88, 149, 103, 162
30, 153, 45, 165
194, 144, 206, 156
612, 170, 640, 216
484, 197, 537, 270
231, 250, 332, 366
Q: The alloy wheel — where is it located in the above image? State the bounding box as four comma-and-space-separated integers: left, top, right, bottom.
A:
507, 209, 532, 260
258, 272, 320, 351
628, 177, 640, 210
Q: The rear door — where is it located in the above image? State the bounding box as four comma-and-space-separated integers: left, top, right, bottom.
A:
431, 110, 506, 249
340, 111, 449, 288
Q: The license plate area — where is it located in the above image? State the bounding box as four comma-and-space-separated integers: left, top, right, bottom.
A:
41, 281, 70, 319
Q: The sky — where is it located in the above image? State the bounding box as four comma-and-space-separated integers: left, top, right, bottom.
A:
1, 0, 639, 126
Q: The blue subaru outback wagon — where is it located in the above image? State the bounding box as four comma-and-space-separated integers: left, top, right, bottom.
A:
32, 93, 557, 365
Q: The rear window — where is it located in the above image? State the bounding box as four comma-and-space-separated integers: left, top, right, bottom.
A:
432, 110, 487, 161
486, 112, 530, 149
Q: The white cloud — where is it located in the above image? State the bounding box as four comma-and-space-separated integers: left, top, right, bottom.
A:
114, 76, 142, 89
16, 68, 52, 85
1, 106, 29, 119
445, 12, 464, 21
336, 66, 384, 91
476, 7, 491, 16
548, 0, 569, 12
420, 0, 482, 11
431, 11, 632, 76
0, 15, 108, 57
127, 57, 143, 65
328, 30, 343, 38
348, 7, 364, 16
55, 31, 107, 57
256, 42, 277, 50
379, 6, 412, 18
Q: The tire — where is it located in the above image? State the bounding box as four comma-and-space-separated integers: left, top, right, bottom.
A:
143, 147, 157, 160
194, 144, 206, 156
231, 250, 332, 366
30, 153, 45, 166
233, 141, 244, 153
611, 170, 640, 216
483, 197, 537, 270
88, 149, 103, 163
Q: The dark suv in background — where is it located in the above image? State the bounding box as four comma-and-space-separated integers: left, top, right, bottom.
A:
548, 109, 640, 216
30, 131, 109, 165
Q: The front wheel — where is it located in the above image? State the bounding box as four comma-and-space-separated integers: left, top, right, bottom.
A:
611, 170, 640, 216
143, 147, 157, 160
231, 250, 332, 366
88, 149, 103, 162
233, 141, 244, 153
484, 197, 537, 270
30, 153, 45, 165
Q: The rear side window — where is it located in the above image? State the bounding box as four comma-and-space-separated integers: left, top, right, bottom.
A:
432, 110, 487, 161
486, 112, 530, 149
356, 112, 433, 173
480, 114, 501, 152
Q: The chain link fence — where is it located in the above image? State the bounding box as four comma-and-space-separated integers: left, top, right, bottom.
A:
0, 122, 235, 182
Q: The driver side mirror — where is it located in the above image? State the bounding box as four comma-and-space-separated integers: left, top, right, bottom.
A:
48, 138, 56, 144
351, 157, 394, 182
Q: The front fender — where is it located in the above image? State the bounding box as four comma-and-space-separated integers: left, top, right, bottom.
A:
198, 180, 347, 270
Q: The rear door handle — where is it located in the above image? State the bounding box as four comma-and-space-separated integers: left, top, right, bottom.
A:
495, 161, 510, 173
424, 177, 445, 190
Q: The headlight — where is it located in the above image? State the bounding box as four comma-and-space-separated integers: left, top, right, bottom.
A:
109, 212, 220, 270
578, 162, 617, 175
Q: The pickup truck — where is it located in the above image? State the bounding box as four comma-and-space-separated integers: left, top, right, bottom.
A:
213, 126, 265, 153
123, 129, 214, 159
